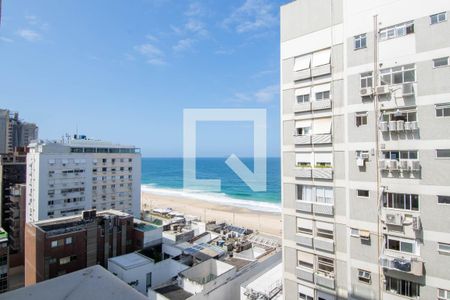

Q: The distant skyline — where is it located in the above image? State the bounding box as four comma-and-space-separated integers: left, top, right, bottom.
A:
0, 0, 285, 157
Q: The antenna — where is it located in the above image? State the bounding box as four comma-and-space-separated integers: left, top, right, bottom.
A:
0, 0, 3, 27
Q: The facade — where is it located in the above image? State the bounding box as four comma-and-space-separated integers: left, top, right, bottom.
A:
7, 184, 26, 267
0, 109, 38, 154
0, 229, 8, 293
26, 136, 141, 222
0, 149, 26, 231
280, 1, 450, 300
24, 209, 135, 285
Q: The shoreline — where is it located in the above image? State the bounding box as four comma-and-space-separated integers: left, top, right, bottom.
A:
140, 187, 282, 237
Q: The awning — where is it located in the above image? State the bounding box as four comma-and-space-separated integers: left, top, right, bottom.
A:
312, 118, 332, 134
297, 218, 313, 230
316, 221, 334, 231
314, 152, 332, 164
312, 83, 331, 94
294, 54, 311, 71
296, 152, 312, 163
312, 48, 331, 67
359, 230, 371, 239
298, 251, 314, 264
298, 285, 314, 297
295, 119, 312, 128
295, 87, 311, 96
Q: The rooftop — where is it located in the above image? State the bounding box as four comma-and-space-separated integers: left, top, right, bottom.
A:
154, 284, 193, 300
0, 265, 148, 300
109, 253, 153, 270
133, 219, 160, 232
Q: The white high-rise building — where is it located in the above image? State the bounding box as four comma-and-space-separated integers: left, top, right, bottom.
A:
26, 136, 141, 222
280, 1, 450, 299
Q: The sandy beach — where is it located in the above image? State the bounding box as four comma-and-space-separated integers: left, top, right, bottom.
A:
141, 190, 282, 237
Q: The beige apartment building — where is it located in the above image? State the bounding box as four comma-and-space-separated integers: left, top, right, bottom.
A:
280, 0, 450, 299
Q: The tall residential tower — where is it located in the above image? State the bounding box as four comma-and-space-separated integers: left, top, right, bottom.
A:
281, 1, 450, 299
26, 136, 141, 222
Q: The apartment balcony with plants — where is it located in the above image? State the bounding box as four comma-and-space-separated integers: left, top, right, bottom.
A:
294, 152, 333, 180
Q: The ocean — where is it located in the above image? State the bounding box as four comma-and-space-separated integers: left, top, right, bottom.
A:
141, 157, 281, 213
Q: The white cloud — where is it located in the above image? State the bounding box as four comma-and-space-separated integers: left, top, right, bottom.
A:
0, 37, 14, 43
134, 43, 166, 65
231, 84, 279, 103
16, 29, 41, 42
223, 0, 277, 33
173, 38, 194, 52
185, 2, 204, 17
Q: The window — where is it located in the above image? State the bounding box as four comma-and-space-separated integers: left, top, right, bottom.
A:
315, 91, 330, 101
380, 64, 415, 85
383, 193, 419, 211
386, 236, 418, 254
59, 256, 71, 265
438, 243, 450, 254
438, 195, 450, 204
316, 227, 333, 240
354, 33, 367, 49
358, 269, 371, 284
297, 94, 310, 103
350, 228, 360, 237
383, 150, 417, 160
385, 276, 420, 298
379, 21, 414, 41
296, 127, 311, 136
356, 112, 368, 126
49, 258, 57, 264
360, 72, 373, 88
317, 256, 334, 276
51, 241, 58, 248
382, 110, 417, 122
299, 293, 313, 300
65, 237, 72, 245
437, 149, 450, 158
357, 190, 369, 198
436, 103, 450, 117
430, 12, 447, 25
433, 57, 449, 68
439, 289, 450, 300
297, 218, 313, 235
297, 251, 314, 270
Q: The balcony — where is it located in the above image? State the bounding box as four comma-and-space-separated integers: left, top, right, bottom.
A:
311, 99, 332, 111
294, 134, 332, 146
293, 102, 311, 113
293, 167, 312, 178
313, 202, 334, 216
312, 168, 333, 179
294, 135, 311, 145
296, 201, 312, 213
295, 267, 314, 282
311, 64, 331, 77
296, 234, 313, 248
314, 238, 334, 252
380, 255, 424, 276
315, 272, 335, 289
293, 69, 311, 81
379, 159, 421, 173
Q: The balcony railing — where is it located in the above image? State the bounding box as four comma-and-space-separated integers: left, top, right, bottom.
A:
293, 102, 311, 113
294, 134, 332, 145
315, 272, 335, 289
380, 255, 424, 276
296, 234, 313, 248
293, 166, 333, 180
296, 200, 334, 216
295, 267, 314, 282
311, 99, 332, 111
293, 69, 311, 81
314, 238, 334, 253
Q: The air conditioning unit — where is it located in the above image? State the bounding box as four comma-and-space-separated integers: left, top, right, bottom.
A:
410, 121, 419, 130
404, 122, 412, 130
376, 86, 390, 95
360, 152, 370, 159
385, 213, 403, 226
409, 160, 421, 171
389, 160, 398, 171
399, 160, 408, 170
357, 158, 365, 167
389, 121, 397, 131
360, 88, 373, 97
379, 121, 389, 132
412, 216, 421, 231
397, 120, 405, 131
379, 160, 387, 170
402, 83, 414, 96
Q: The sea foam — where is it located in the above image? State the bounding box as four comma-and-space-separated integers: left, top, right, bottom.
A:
141, 184, 281, 213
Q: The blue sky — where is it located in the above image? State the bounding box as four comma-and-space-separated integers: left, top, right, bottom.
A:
0, 0, 285, 157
